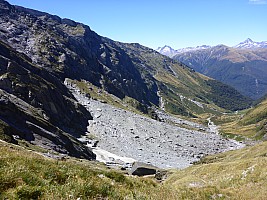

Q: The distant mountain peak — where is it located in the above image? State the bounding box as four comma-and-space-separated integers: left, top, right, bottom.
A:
157, 38, 267, 58
156, 45, 173, 51
156, 45, 177, 57
245, 38, 253, 43
161, 45, 174, 51
234, 38, 267, 49
156, 44, 211, 58
176, 45, 211, 54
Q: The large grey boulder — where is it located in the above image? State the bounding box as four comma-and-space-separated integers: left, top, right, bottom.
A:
130, 162, 158, 176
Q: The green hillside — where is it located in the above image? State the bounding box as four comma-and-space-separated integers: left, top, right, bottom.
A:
173, 45, 267, 100
210, 96, 267, 141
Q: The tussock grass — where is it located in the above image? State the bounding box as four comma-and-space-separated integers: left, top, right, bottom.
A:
0, 141, 177, 200
214, 98, 267, 140
1, 139, 267, 199
166, 141, 267, 200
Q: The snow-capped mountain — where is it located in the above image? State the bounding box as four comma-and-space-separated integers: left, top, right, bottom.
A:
156, 45, 211, 58
156, 38, 267, 100
175, 45, 211, 54
157, 39, 267, 58
171, 41, 267, 100
234, 38, 267, 49
155, 45, 177, 57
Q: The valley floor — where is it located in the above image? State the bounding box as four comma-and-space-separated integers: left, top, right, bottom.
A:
66, 81, 245, 169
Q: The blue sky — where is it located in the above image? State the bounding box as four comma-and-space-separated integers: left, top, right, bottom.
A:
7, 0, 267, 49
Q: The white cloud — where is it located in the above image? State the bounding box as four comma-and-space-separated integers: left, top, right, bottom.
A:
249, 0, 267, 4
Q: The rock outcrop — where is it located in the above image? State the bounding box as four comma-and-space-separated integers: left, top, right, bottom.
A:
0, 40, 95, 160
0, 0, 158, 106
130, 162, 158, 176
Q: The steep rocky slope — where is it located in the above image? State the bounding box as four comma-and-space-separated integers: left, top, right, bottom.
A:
0, 40, 95, 159
0, 0, 251, 117
0, 0, 158, 106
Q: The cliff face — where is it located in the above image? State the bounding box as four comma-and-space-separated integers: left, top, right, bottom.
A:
0, 40, 95, 160
0, 0, 159, 105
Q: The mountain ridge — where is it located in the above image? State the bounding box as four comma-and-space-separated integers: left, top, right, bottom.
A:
156, 38, 267, 57
172, 45, 267, 99
156, 39, 267, 99
156, 44, 211, 57
234, 38, 267, 49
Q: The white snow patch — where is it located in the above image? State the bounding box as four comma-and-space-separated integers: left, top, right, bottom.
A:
90, 147, 136, 165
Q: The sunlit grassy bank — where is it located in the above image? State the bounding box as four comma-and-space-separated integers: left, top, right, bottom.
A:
1, 139, 267, 199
